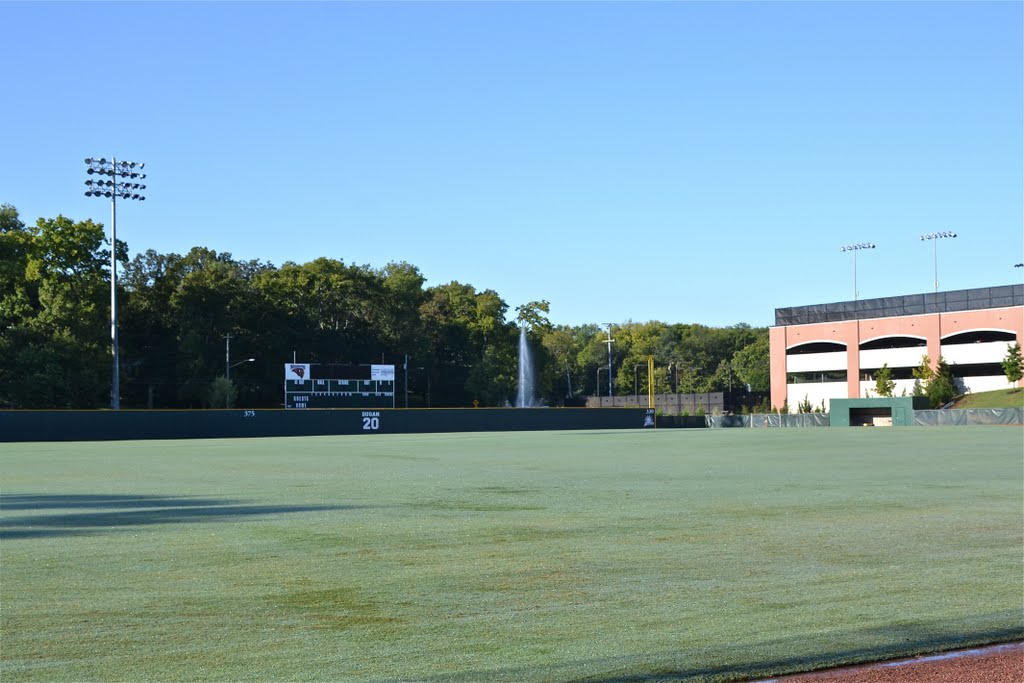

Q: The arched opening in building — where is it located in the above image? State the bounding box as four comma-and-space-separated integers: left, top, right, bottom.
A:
786, 341, 846, 355
942, 330, 1016, 345
859, 336, 927, 350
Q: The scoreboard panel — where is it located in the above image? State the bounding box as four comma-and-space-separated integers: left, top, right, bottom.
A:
285, 363, 395, 409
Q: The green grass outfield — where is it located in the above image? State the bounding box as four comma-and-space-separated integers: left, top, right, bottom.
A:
1, 427, 1021, 683
952, 388, 1024, 409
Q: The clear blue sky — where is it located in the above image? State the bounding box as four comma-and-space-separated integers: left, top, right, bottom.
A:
2, 1, 1021, 328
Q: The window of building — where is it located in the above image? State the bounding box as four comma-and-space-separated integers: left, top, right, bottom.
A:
948, 362, 1007, 377
860, 367, 917, 381
787, 370, 848, 384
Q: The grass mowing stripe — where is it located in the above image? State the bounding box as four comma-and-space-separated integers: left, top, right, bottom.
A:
1, 427, 1021, 682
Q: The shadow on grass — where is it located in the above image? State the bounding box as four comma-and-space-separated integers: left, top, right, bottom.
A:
436, 614, 1024, 683
0, 493, 373, 540
0, 494, 238, 511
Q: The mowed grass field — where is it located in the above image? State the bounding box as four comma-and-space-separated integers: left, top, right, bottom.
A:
1, 427, 1021, 683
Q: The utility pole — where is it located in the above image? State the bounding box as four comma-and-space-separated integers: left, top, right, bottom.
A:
225, 334, 232, 379
603, 323, 615, 398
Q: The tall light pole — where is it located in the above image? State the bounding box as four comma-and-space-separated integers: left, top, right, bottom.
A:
84, 157, 147, 410
920, 231, 956, 292
840, 242, 875, 300
603, 323, 615, 398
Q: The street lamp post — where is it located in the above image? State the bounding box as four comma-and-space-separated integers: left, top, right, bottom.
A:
84, 157, 146, 410
225, 360, 254, 409
227, 359, 255, 381
225, 333, 255, 380
920, 231, 957, 292
840, 242, 875, 300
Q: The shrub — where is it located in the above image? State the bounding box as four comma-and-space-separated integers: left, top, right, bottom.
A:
874, 364, 895, 397
207, 377, 237, 409
1003, 342, 1023, 388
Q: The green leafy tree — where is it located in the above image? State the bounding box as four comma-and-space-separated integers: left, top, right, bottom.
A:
465, 340, 516, 406
167, 249, 256, 407
120, 249, 186, 408
542, 326, 580, 398
731, 335, 770, 392
419, 281, 477, 406
613, 321, 671, 395
473, 290, 512, 357
514, 300, 551, 331
912, 354, 957, 407
579, 324, 618, 396
1002, 342, 1023, 389
1, 214, 114, 408
911, 355, 934, 397
1, 204, 792, 410
925, 357, 958, 408
377, 261, 428, 356
874, 363, 896, 397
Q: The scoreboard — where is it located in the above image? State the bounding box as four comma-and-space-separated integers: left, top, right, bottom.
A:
285, 363, 395, 409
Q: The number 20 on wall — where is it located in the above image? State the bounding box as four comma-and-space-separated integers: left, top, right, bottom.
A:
361, 412, 380, 431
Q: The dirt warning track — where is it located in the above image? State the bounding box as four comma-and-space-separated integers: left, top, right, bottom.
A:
757, 642, 1023, 683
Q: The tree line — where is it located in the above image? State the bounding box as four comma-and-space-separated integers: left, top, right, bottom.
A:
0, 205, 769, 409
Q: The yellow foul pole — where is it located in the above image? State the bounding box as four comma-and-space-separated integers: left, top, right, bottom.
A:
647, 355, 655, 409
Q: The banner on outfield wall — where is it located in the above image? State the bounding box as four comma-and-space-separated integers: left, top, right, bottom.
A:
285, 364, 311, 382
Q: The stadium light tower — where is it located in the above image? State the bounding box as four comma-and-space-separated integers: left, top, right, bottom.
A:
84, 157, 147, 410
840, 242, 875, 301
920, 231, 956, 292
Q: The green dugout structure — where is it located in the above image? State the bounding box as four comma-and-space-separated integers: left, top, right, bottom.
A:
829, 397, 931, 427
